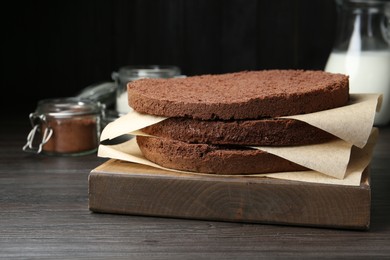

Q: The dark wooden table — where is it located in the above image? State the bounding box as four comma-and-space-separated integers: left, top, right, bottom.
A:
1, 118, 389, 259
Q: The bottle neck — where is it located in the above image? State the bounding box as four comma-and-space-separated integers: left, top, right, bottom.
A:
333, 0, 390, 52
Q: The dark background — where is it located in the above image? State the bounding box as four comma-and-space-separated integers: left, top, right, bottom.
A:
1, 0, 337, 117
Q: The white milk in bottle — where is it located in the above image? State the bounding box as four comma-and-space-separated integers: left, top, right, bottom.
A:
325, 51, 390, 125
325, 0, 390, 125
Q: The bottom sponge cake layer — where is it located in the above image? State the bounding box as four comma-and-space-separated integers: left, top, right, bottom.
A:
136, 136, 307, 175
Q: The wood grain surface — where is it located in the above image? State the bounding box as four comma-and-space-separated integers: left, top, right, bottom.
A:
1, 118, 390, 259
89, 160, 371, 230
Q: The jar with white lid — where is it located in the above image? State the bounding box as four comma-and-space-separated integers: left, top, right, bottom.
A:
23, 98, 104, 156
112, 65, 182, 115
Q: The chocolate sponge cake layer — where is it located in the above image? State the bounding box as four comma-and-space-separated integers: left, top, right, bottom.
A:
128, 70, 349, 120
136, 136, 307, 175
141, 118, 335, 146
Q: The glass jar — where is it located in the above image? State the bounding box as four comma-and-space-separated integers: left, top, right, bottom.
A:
112, 65, 181, 115
23, 98, 104, 156
325, 0, 390, 125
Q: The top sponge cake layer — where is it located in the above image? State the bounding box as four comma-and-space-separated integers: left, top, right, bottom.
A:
127, 70, 349, 120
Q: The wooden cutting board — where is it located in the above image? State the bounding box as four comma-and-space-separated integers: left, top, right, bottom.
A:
88, 159, 371, 230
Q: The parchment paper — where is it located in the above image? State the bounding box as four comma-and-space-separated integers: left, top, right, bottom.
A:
98, 128, 378, 186
100, 110, 166, 141
251, 138, 352, 179
98, 94, 381, 183
282, 94, 382, 148
101, 94, 381, 147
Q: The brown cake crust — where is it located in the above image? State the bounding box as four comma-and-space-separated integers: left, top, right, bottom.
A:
136, 136, 307, 175
141, 117, 335, 146
128, 70, 349, 120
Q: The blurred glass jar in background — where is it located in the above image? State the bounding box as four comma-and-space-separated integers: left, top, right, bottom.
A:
325, 0, 390, 125
112, 65, 182, 115
23, 98, 104, 156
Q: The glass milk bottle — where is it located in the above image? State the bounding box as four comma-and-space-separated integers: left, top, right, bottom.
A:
325, 0, 390, 125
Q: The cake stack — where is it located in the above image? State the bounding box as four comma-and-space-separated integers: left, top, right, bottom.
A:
127, 70, 349, 175
91, 69, 380, 230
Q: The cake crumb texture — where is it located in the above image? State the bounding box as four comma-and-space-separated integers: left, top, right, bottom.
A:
128, 70, 349, 120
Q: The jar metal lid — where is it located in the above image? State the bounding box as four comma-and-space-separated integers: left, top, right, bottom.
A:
112, 65, 181, 82
35, 97, 103, 118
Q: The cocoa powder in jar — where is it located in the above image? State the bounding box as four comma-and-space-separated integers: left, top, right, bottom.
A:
25, 98, 103, 156
42, 115, 99, 154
